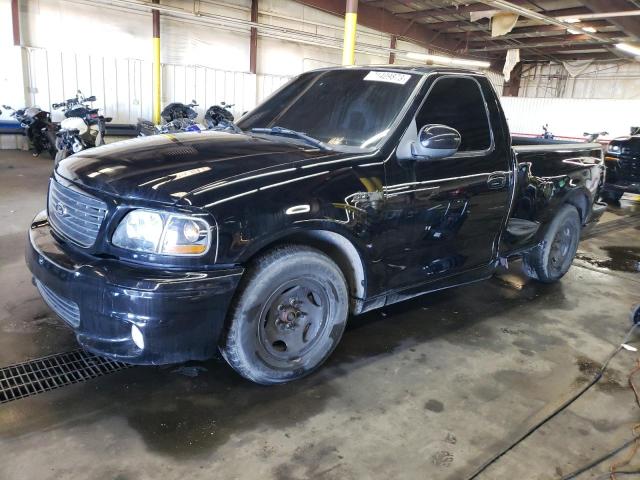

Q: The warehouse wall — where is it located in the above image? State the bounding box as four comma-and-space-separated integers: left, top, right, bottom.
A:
4, 0, 635, 148
502, 96, 640, 140
1, 0, 411, 124
501, 61, 640, 139
518, 61, 640, 100
0, 0, 505, 135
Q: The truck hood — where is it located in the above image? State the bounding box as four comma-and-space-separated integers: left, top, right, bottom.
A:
55, 131, 338, 205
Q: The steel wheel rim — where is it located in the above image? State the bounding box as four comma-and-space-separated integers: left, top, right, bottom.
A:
549, 222, 575, 275
257, 278, 331, 365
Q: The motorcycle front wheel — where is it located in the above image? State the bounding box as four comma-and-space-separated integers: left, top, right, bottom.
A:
54, 149, 69, 166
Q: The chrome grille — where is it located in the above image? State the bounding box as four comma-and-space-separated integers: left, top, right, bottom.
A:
48, 179, 107, 247
35, 280, 80, 328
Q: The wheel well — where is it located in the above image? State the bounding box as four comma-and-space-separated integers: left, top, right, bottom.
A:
247, 230, 366, 315
565, 192, 589, 225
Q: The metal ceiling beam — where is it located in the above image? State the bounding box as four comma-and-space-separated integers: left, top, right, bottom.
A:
526, 44, 610, 53
393, 0, 533, 20
522, 52, 620, 61
464, 29, 625, 44
468, 33, 622, 52
477, 0, 630, 59
443, 21, 618, 40
580, 0, 640, 41
291, 0, 461, 52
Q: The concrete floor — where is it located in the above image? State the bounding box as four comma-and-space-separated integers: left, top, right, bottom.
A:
1, 149, 639, 480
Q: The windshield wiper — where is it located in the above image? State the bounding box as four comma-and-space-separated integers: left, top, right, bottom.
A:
251, 126, 328, 150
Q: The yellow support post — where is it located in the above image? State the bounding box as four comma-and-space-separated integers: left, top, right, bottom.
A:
152, 0, 161, 124
342, 0, 358, 66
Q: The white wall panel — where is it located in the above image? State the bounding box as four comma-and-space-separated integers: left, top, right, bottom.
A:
501, 96, 640, 140
519, 62, 640, 100
21, 46, 288, 124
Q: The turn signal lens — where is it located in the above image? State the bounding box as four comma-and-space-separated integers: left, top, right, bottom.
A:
161, 216, 209, 255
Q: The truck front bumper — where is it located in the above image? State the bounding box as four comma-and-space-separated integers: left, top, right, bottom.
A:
603, 181, 640, 195
26, 212, 243, 365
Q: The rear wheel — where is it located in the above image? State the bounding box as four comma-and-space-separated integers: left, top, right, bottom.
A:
220, 245, 348, 385
523, 204, 581, 283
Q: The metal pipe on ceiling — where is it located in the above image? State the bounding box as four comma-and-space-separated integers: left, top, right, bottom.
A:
61, 0, 491, 66
556, 10, 640, 21
479, 0, 613, 43
479, 0, 630, 60
58, 0, 414, 62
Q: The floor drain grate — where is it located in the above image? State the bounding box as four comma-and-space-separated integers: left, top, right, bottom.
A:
0, 349, 131, 404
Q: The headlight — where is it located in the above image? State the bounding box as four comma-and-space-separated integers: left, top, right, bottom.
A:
607, 144, 621, 154
112, 209, 212, 256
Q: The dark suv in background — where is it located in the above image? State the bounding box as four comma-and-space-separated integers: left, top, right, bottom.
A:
602, 127, 640, 202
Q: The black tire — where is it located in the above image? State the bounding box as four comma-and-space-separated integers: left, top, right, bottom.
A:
220, 245, 348, 385
601, 190, 624, 203
523, 204, 581, 283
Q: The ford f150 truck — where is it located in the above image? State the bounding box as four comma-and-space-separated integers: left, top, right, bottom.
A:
26, 66, 606, 384
602, 130, 640, 202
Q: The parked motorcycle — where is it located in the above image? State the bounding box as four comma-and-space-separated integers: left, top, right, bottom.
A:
584, 131, 608, 143
204, 102, 235, 129
537, 124, 554, 140
1, 104, 58, 158
53, 91, 111, 164
137, 100, 201, 136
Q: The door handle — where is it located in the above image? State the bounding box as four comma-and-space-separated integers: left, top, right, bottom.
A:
487, 172, 507, 190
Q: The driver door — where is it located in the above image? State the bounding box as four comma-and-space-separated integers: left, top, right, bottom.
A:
383, 74, 512, 291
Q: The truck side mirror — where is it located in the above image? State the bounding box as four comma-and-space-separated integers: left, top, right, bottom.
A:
411, 124, 461, 160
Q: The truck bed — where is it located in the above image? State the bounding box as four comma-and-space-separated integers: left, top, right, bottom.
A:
511, 135, 590, 147
502, 139, 605, 256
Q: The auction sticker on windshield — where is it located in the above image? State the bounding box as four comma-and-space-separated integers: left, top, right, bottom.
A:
364, 71, 411, 85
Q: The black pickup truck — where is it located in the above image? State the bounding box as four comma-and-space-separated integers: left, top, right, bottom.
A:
26, 66, 605, 384
602, 130, 640, 202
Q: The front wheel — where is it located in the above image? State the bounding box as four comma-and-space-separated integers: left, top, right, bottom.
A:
54, 148, 68, 166
220, 245, 349, 385
523, 204, 581, 283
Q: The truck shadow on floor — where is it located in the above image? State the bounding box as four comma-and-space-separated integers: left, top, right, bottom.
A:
2, 270, 588, 460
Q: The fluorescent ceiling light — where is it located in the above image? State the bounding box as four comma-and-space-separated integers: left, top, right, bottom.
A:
567, 28, 581, 35
616, 43, 640, 56
405, 52, 490, 69
582, 26, 597, 33
563, 18, 581, 23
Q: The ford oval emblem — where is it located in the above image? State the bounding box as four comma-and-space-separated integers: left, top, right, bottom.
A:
55, 202, 67, 217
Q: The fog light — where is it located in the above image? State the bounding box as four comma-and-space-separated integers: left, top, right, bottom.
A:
131, 324, 145, 349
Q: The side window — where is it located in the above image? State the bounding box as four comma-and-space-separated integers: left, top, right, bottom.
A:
415, 76, 492, 152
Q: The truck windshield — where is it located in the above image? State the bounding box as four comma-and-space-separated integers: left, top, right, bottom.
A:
237, 69, 421, 152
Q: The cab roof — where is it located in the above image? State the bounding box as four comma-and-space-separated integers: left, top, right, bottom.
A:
311, 64, 483, 77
